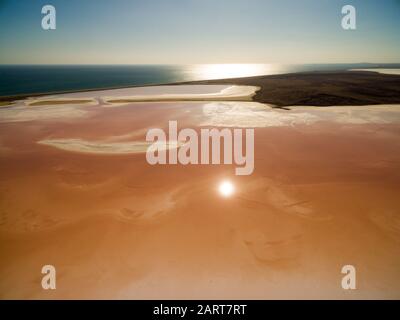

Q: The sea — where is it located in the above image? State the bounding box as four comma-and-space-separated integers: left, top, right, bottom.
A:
1, 63, 399, 97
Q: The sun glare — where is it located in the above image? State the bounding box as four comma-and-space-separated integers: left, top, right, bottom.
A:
218, 180, 235, 197
191, 64, 272, 80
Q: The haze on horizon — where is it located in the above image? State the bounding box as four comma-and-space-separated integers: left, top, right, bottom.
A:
0, 0, 399, 65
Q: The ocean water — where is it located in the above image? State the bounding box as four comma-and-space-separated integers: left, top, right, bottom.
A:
1, 63, 399, 97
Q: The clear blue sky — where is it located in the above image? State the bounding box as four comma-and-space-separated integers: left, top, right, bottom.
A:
0, 0, 399, 64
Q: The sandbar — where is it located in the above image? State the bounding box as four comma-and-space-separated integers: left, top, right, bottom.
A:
350, 68, 400, 75
29, 99, 94, 106
104, 85, 259, 104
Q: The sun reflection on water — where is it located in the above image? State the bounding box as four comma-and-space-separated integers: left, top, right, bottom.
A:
189, 64, 273, 80
218, 180, 235, 198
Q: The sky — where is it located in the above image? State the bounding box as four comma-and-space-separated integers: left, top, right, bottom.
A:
0, 0, 399, 64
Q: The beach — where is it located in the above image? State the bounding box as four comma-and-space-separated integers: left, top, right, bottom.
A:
0, 71, 400, 299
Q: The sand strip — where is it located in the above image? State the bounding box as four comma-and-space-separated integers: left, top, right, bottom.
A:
28, 99, 95, 106
201, 102, 400, 128
350, 69, 400, 75
0, 105, 89, 122
104, 85, 260, 104
38, 138, 183, 155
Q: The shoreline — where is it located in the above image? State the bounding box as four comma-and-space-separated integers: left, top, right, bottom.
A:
1, 70, 400, 107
